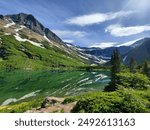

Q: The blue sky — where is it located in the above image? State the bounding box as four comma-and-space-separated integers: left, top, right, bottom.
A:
0, 0, 150, 48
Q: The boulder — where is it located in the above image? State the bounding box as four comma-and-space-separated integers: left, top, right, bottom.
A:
41, 97, 64, 108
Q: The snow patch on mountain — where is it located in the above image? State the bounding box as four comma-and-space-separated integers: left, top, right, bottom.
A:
123, 56, 128, 62
44, 34, 53, 44
4, 22, 15, 28
78, 54, 89, 60
14, 34, 45, 48
14, 25, 26, 32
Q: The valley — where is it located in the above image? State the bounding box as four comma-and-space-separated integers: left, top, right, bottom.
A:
0, 12, 150, 113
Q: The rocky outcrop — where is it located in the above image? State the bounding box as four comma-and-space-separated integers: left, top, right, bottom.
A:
7, 13, 45, 35
41, 97, 64, 108
44, 28, 62, 43
26, 97, 76, 113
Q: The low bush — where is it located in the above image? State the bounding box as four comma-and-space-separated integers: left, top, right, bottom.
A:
71, 89, 150, 113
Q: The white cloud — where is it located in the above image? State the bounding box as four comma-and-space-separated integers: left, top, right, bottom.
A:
125, 0, 150, 14
63, 39, 74, 43
65, 11, 134, 26
89, 42, 118, 49
105, 24, 150, 37
52, 30, 87, 38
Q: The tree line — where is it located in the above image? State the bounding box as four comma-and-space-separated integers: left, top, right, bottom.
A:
104, 49, 150, 91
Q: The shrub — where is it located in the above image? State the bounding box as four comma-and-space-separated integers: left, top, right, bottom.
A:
116, 72, 150, 90
71, 90, 150, 113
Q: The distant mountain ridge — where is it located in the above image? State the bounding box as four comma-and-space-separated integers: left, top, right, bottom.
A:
78, 37, 150, 64
81, 46, 132, 60
123, 38, 150, 64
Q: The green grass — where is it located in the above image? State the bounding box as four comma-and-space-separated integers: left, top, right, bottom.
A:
0, 97, 44, 113
0, 35, 87, 70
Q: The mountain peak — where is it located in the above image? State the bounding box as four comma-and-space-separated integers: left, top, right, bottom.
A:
7, 13, 44, 35
6, 13, 34, 22
15, 12, 29, 17
4, 13, 62, 43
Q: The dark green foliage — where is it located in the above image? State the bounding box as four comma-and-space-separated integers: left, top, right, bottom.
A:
119, 93, 148, 113
63, 97, 77, 104
0, 29, 4, 33
116, 72, 150, 90
71, 89, 150, 113
142, 61, 150, 77
104, 49, 121, 91
129, 57, 137, 73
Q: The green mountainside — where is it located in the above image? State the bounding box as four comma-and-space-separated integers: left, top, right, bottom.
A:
0, 13, 94, 70
0, 33, 86, 70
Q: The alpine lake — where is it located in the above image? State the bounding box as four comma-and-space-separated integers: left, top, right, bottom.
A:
0, 70, 110, 106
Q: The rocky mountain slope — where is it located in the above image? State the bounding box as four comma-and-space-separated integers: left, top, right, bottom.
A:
123, 38, 150, 64
7, 13, 63, 43
65, 43, 106, 64
81, 46, 132, 61
0, 13, 105, 69
80, 38, 150, 64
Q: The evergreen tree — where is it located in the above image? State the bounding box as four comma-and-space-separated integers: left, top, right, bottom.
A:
129, 57, 137, 73
143, 61, 149, 77
104, 49, 121, 91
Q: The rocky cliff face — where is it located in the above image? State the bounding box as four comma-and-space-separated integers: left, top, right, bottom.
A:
7, 13, 62, 43
44, 28, 63, 43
